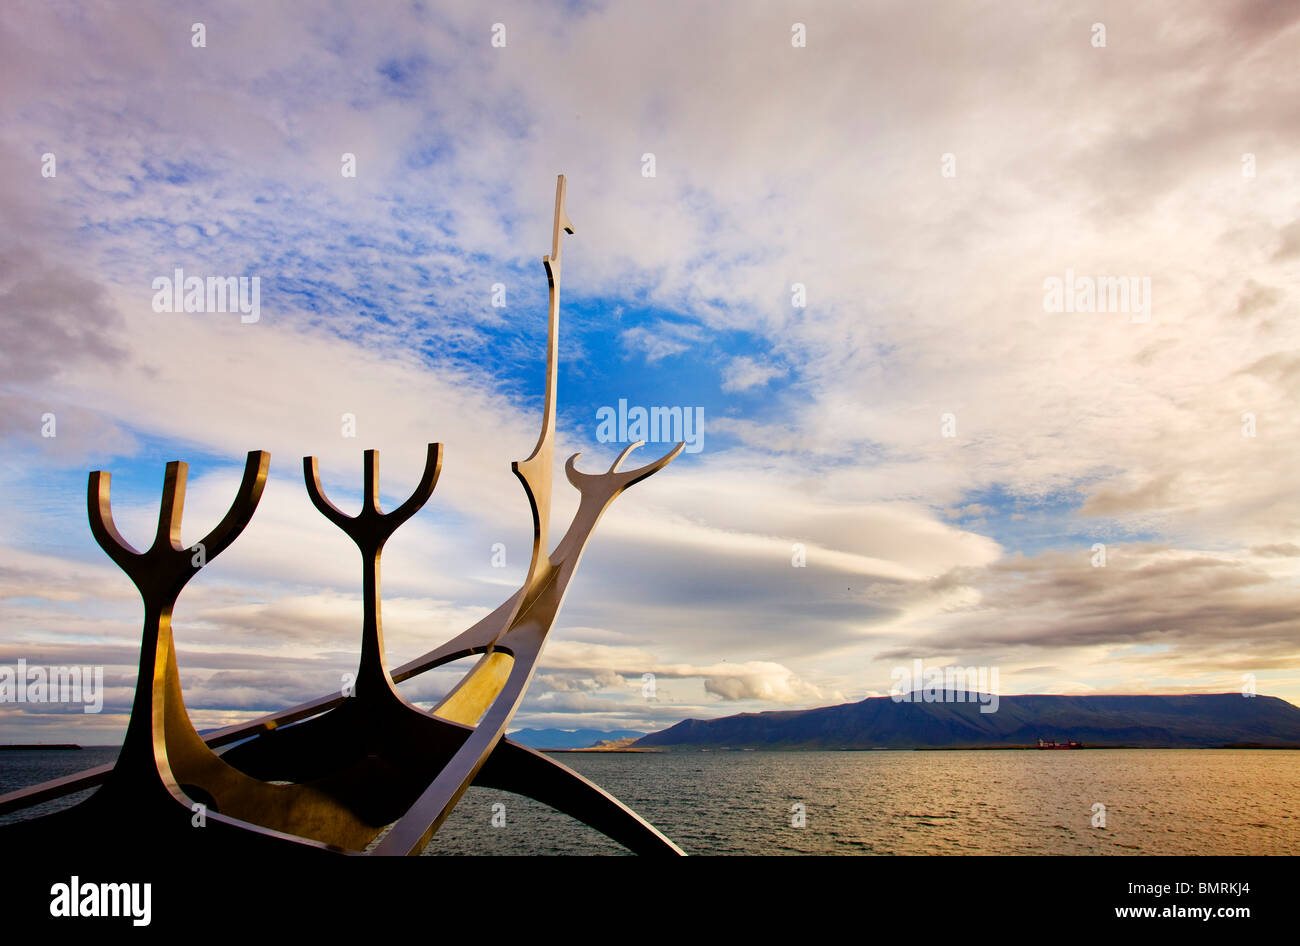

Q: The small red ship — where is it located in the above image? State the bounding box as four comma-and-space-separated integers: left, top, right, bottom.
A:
1037, 737, 1083, 749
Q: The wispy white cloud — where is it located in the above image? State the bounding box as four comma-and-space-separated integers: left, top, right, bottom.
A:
721, 355, 785, 391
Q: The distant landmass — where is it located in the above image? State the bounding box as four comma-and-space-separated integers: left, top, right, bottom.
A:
509, 728, 646, 750
633, 693, 1300, 749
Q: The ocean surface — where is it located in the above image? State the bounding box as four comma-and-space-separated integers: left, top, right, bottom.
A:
2, 747, 1295, 855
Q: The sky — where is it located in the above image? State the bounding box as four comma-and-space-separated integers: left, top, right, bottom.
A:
1, 0, 1298, 744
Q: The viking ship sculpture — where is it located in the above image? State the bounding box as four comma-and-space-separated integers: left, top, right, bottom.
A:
0, 176, 687, 856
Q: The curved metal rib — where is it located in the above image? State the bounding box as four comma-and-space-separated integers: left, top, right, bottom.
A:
477, 740, 684, 856
506, 174, 577, 608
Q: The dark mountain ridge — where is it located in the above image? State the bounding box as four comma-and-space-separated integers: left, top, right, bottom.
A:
633, 693, 1300, 749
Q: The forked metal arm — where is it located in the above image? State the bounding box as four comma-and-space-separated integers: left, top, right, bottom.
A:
88, 451, 270, 599
302, 443, 443, 698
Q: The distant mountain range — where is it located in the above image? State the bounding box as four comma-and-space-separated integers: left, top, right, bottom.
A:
508, 728, 646, 750
632, 693, 1300, 749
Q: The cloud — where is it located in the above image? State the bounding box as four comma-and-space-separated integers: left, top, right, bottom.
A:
536, 642, 837, 704
698, 662, 841, 703
1080, 474, 1180, 518
876, 544, 1300, 673
1272, 217, 1300, 260
619, 320, 704, 363
0, 246, 127, 384
721, 355, 785, 392
1235, 280, 1281, 319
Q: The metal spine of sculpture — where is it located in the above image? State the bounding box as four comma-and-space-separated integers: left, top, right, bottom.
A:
0, 176, 687, 857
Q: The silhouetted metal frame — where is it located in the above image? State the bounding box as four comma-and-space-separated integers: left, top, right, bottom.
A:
0, 176, 686, 857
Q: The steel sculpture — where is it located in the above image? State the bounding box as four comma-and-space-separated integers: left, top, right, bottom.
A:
0, 176, 686, 856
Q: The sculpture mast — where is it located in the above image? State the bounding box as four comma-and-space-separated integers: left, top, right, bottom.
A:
511, 174, 574, 602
